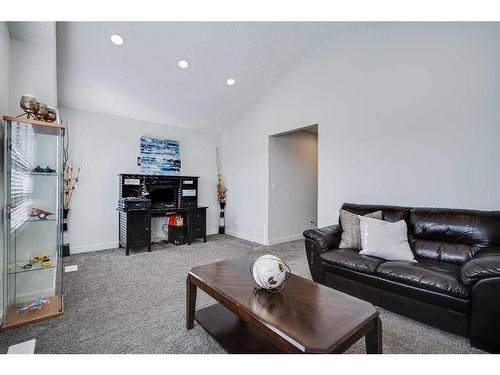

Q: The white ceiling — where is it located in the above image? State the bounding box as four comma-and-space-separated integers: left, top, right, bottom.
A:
8, 21, 56, 46
57, 22, 374, 131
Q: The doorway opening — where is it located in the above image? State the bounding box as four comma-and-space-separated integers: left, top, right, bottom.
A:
268, 124, 318, 245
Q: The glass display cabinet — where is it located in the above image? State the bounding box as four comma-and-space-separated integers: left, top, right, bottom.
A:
1, 115, 64, 331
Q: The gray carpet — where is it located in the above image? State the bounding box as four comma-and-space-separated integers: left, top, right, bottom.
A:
0, 235, 483, 354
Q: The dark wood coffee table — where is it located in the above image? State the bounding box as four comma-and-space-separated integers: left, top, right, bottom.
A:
186, 257, 382, 354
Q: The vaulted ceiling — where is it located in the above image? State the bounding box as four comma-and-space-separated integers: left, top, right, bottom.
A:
56, 22, 374, 131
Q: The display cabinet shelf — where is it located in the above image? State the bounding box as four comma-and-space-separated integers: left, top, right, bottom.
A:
26, 218, 57, 223
31, 172, 58, 176
8, 262, 57, 275
2, 296, 64, 331
1, 115, 65, 331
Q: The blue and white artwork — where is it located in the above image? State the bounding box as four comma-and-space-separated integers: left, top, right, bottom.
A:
139, 136, 181, 175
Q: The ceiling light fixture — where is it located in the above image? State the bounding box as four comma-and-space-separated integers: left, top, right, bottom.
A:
110, 34, 124, 46
178, 60, 189, 69
226, 78, 236, 86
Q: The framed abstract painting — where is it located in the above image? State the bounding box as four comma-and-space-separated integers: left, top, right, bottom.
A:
139, 136, 181, 175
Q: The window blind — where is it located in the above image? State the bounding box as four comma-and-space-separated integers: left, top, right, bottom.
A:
10, 121, 35, 232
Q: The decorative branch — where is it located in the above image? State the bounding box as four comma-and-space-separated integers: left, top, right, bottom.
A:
62, 121, 82, 209
64, 161, 82, 209
216, 147, 227, 203
63, 120, 70, 170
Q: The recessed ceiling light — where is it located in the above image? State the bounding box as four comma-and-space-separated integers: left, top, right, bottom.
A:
110, 34, 124, 46
178, 60, 189, 69
226, 78, 236, 86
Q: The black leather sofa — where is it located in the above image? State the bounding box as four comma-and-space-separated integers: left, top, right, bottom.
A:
303, 203, 500, 352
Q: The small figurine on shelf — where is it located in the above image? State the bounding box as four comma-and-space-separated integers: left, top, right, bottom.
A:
8, 262, 24, 269
41, 257, 52, 267
16, 297, 49, 314
7, 262, 33, 271
30, 253, 49, 265
28, 207, 54, 220
33, 165, 56, 174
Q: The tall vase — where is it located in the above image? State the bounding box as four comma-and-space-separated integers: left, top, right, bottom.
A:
218, 202, 226, 234
63, 208, 70, 257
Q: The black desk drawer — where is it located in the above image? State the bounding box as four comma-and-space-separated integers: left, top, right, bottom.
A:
191, 224, 205, 237
189, 219, 205, 232
190, 210, 205, 224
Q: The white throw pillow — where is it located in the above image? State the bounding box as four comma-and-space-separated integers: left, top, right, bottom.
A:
359, 216, 416, 262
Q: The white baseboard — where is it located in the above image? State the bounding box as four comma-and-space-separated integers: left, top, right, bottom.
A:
225, 230, 266, 245
207, 228, 219, 236
70, 242, 118, 254
225, 230, 303, 246
70, 228, 220, 254
267, 233, 304, 246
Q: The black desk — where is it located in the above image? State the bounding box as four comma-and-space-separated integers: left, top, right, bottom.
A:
118, 206, 207, 255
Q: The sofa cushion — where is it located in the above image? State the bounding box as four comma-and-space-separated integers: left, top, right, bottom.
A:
320, 249, 385, 275
408, 208, 500, 264
410, 238, 480, 265
376, 260, 469, 299
460, 248, 500, 286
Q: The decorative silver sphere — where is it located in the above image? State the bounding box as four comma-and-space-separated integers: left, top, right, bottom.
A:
46, 107, 57, 122
20, 95, 39, 118
251, 254, 290, 292
36, 102, 48, 120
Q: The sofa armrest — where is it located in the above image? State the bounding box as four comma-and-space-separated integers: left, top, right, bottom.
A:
460, 248, 500, 286
303, 225, 342, 283
470, 277, 500, 352
303, 225, 342, 252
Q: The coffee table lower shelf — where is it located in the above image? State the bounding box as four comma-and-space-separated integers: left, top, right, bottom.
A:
195, 303, 283, 354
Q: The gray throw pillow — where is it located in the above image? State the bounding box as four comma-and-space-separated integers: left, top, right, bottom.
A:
339, 209, 383, 249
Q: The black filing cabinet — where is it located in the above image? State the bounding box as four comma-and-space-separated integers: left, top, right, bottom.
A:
168, 225, 187, 246
119, 209, 151, 255
188, 207, 207, 244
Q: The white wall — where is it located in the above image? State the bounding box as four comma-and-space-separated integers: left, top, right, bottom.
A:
0, 21, 10, 323
0, 23, 9, 115
60, 106, 221, 253
223, 22, 500, 245
268, 130, 317, 244
9, 36, 58, 113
